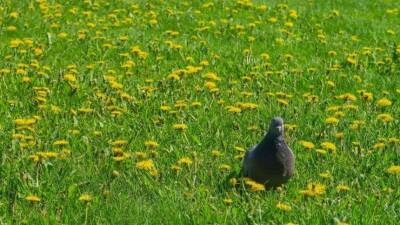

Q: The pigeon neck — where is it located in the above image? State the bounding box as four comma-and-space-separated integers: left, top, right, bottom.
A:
263, 132, 283, 144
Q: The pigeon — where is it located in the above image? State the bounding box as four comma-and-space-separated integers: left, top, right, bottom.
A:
242, 117, 295, 188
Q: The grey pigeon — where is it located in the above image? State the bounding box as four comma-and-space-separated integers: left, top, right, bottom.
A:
242, 117, 295, 188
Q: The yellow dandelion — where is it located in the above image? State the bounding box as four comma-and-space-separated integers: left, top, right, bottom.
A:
337, 222, 350, 225
226, 106, 242, 113
277, 98, 289, 106
14, 118, 36, 126
191, 101, 202, 107
204, 81, 218, 90
112, 170, 120, 177
299, 141, 315, 150
336, 184, 350, 192
336, 93, 357, 101
171, 165, 181, 173
134, 151, 147, 159
58, 32, 68, 39
376, 98, 392, 107
249, 182, 265, 192
78, 108, 94, 113
325, 117, 339, 125
150, 169, 158, 176
203, 72, 221, 81
229, 178, 238, 187
113, 153, 130, 162
53, 140, 69, 146
361, 92, 373, 101
9, 11, 19, 19
211, 149, 222, 157
276, 202, 292, 212
321, 142, 337, 153
223, 198, 233, 205
178, 157, 193, 166
160, 105, 171, 111
316, 149, 328, 156
144, 140, 159, 149
173, 123, 188, 130
111, 140, 128, 146
377, 114, 394, 123
373, 142, 385, 150
388, 137, 399, 144
136, 160, 155, 170
245, 180, 265, 192
219, 164, 231, 172
37, 151, 58, 159
319, 171, 332, 179
79, 194, 93, 203
25, 194, 41, 202
387, 165, 400, 174
334, 132, 344, 139
328, 51, 337, 57
299, 183, 326, 197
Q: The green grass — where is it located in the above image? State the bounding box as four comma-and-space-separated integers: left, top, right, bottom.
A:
0, 0, 399, 224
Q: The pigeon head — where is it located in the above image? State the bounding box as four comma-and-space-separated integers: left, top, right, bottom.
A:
267, 117, 284, 138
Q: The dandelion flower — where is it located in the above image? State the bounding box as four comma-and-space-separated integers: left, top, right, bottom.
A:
171, 165, 181, 173
211, 149, 221, 157
79, 194, 93, 203
388, 137, 399, 144
319, 171, 332, 179
361, 92, 373, 101
14, 118, 36, 126
226, 106, 241, 113
112, 170, 120, 177
219, 164, 231, 172
325, 117, 339, 125
376, 98, 392, 107
334, 132, 344, 139
229, 178, 238, 187
321, 142, 337, 153
223, 198, 234, 205
315, 149, 328, 156
337, 222, 350, 225
377, 114, 394, 123
173, 123, 188, 130
113, 154, 130, 162
336, 93, 357, 101
299, 183, 326, 197
373, 142, 385, 150
160, 105, 171, 111
387, 165, 400, 174
25, 194, 41, 202
299, 141, 315, 150
53, 140, 69, 146
178, 157, 193, 166
111, 140, 128, 146
144, 140, 159, 149
136, 160, 155, 170
245, 180, 265, 192
277, 98, 289, 106
276, 202, 292, 212
336, 184, 350, 192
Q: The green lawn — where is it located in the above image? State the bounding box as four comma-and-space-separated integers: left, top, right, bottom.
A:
0, 0, 399, 224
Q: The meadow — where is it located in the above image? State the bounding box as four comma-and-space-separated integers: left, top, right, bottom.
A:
0, 0, 399, 224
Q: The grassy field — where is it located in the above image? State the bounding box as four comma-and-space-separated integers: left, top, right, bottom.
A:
0, 0, 399, 224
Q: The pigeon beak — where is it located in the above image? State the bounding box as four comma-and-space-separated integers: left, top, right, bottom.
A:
276, 126, 283, 133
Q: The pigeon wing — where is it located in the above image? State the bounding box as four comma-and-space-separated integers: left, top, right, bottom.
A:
242, 145, 257, 177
